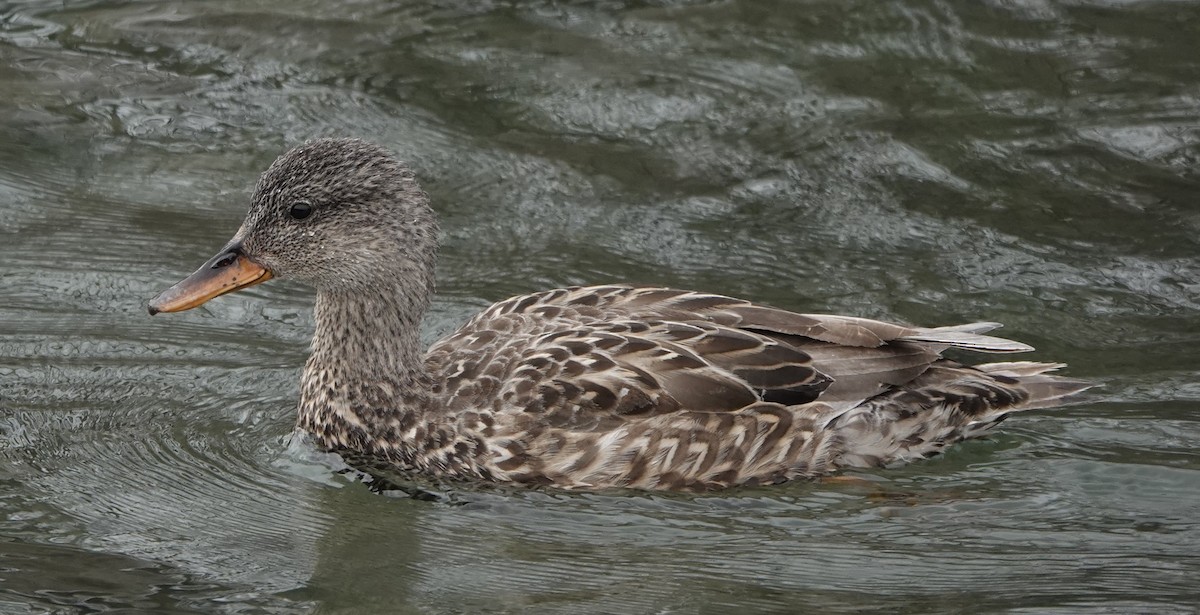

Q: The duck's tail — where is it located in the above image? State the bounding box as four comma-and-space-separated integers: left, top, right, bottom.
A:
828, 361, 1093, 470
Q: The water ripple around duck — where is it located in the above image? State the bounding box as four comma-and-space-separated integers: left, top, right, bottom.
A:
2, 0, 1199, 613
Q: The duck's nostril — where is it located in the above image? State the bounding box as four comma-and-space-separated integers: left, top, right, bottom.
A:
212, 253, 238, 269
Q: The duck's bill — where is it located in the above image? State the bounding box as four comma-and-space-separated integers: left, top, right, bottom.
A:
148, 246, 272, 315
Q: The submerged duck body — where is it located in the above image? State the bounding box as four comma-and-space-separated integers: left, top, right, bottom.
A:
150, 138, 1089, 492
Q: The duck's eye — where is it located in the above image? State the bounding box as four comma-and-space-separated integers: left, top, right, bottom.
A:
289, 203, 313, 220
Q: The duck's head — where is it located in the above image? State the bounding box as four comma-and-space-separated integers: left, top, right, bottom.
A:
148, 138, 437, 315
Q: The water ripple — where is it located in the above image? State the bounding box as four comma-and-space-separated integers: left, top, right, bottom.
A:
1, 0, 1198, 613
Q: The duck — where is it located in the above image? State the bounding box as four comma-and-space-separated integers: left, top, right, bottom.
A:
148, 138, 1090, 492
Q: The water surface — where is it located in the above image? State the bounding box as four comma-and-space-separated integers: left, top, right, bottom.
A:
1, 1, 1198, 613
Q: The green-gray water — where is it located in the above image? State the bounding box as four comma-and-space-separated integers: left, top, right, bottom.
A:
2, 1, 1198, 613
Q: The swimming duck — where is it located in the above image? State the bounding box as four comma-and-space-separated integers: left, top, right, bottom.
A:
149, 138, 1089, 491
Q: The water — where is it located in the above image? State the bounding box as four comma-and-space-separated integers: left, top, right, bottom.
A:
1, 0, 1197, 612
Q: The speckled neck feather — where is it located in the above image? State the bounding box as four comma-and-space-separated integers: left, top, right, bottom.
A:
301, 283, 430, 428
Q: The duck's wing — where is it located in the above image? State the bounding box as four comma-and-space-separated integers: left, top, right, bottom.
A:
450, 285, 1032, 410
432, 314, 833, 422
472, 285, 1030, 351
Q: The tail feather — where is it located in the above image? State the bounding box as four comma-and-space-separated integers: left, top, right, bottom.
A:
923, 322, 1003, 334
976, 361, 1065, 376
829, 360, 1093, 470
975, 361, 1093, 411
898, 324, 1034, 353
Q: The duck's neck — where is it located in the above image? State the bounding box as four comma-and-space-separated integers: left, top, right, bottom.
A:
297, 282, 435, 458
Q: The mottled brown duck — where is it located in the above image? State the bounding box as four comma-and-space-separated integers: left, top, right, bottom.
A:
149, 138, 1090, 492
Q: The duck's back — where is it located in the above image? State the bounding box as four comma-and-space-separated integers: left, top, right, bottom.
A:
423, 285, 1088, 490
